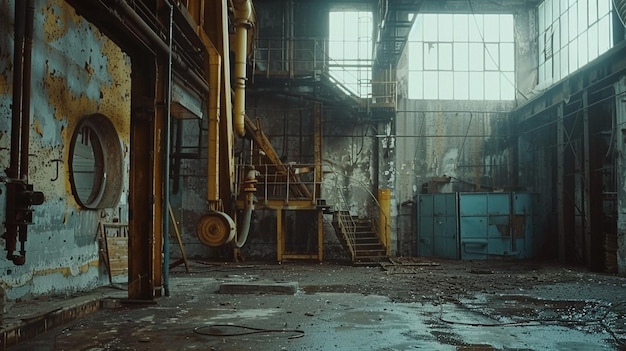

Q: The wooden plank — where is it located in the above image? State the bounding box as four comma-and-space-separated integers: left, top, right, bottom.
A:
168, 203, 189, 272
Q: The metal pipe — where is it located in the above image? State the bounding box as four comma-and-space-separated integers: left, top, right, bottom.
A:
162, 0, 174, 297
235, 168, 259, 247
9, 0, 25, 180
16, 0, 35, 260
113, 0, 209, 94
5, 0, 26, 263
232, 0, 253, 137
21, 0, 34, 181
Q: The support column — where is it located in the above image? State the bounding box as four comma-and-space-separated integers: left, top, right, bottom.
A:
276, 208, 284, 262
314, 102, 323, 262
557, 103, 566, 262
582, 90, 591, 267
615, 77, 626, 274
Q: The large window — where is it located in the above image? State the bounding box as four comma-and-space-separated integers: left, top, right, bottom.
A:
328, 11, 373, 97
538, 0, 613, 85
407, 14, 515, 100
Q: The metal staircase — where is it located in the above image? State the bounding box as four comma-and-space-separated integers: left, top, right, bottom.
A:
332, 211, 387, 264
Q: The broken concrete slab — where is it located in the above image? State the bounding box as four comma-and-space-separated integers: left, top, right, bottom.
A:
218, 281, 298, 295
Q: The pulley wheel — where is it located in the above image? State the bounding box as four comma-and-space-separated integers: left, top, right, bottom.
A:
196, 212, 236, 247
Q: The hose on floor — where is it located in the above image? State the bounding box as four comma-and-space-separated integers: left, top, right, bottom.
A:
194, 324, 305, 339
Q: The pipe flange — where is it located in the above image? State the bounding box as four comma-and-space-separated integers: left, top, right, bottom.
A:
196, 212, 236, 247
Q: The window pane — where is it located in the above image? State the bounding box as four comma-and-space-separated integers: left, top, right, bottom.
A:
560, 0, 569, 14
408, 71, 423, 99
598, 14, 611, 54
409, 15, 423, 41
578, 31, 588, 67
500, 15, 515, 42
552, 20, 560, 49
552, 0, 560, 21
485, 43, 499, 70
485, 72, 500, 99
439, 43, 452, 70
408, 42, 423, 70
468, 15, 483, 42
469, 43, 484, 71
545, 0, 553, 28
560, 46, 569, 78
454, 71, 469, 100
589, 0, 598, 24
424, 71, 438, 99
439, 72, 454, 99
424, 43, 438, 70
568, 7, 577, 41
553, 50, 561, 81
538, 62, 545, 83
454, 43, 469, 70
560, 13, 569, 46
500, 71, 515, 100
453, 14, 469, 42
500, 43, 514, 71
569, 37, 578, 71
424, 14, 438, 41
484, 14, 500, 42
469, 72, 484, 100
598, 0, 610, 17
545, 57, 553, 80
439, 14, 453, 41
587, 22, 599, 61
578, 0, 587, 35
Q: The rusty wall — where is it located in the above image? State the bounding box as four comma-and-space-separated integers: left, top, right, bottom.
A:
0, 0, 131, 298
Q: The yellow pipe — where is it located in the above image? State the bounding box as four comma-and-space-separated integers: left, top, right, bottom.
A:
232, 0, 254, 137
378, 188, 391, 255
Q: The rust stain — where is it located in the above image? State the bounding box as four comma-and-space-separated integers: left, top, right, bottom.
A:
43, 0, 69, 43
33, 259, 99, 277
0, 71, 9, 95
34, 119, 43, 137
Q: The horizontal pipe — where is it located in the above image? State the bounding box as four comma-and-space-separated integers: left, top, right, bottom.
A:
114, 0, 209, 94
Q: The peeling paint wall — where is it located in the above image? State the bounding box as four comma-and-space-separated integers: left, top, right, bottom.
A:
0, 0, 131, 299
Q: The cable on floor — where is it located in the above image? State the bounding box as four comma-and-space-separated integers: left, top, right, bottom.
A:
194, 323, 305, 339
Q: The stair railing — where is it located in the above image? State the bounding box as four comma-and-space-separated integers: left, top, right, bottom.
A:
326, 163, 389, 254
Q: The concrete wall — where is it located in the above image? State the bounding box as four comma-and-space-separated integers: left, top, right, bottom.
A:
0, 0, 131, 299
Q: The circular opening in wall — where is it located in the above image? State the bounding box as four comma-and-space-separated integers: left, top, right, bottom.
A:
69, 113, 123, 209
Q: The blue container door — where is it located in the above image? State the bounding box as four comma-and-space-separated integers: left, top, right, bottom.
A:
417, 195, 435, 257
417, 194, 459, 259
486, 193, 514, 256
459, 193, 513, 259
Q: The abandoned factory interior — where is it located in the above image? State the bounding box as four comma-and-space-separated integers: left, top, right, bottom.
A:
1, 0, 626, 350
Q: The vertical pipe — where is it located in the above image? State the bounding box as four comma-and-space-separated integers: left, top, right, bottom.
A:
232, 0, 253, 137
9, 0, 25, 179
20, 0, 34, 181
378, 188, 391, 255
162, 0, 174, 297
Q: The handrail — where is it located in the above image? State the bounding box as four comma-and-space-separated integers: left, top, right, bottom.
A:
254, 37, 375, 100
324, 162, 390, 253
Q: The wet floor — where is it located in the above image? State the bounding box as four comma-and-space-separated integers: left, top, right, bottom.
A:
5, 262, 626, 350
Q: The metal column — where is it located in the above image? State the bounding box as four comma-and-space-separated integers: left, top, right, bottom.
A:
557, 103, 566, 261
582, 90, 592, 267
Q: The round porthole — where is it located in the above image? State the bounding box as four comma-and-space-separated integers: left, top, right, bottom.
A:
69, 113, 123, 209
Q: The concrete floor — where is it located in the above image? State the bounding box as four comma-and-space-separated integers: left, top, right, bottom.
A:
3, 260, 626, 350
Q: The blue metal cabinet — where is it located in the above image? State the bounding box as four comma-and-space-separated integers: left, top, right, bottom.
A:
417, 192, 539, 260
